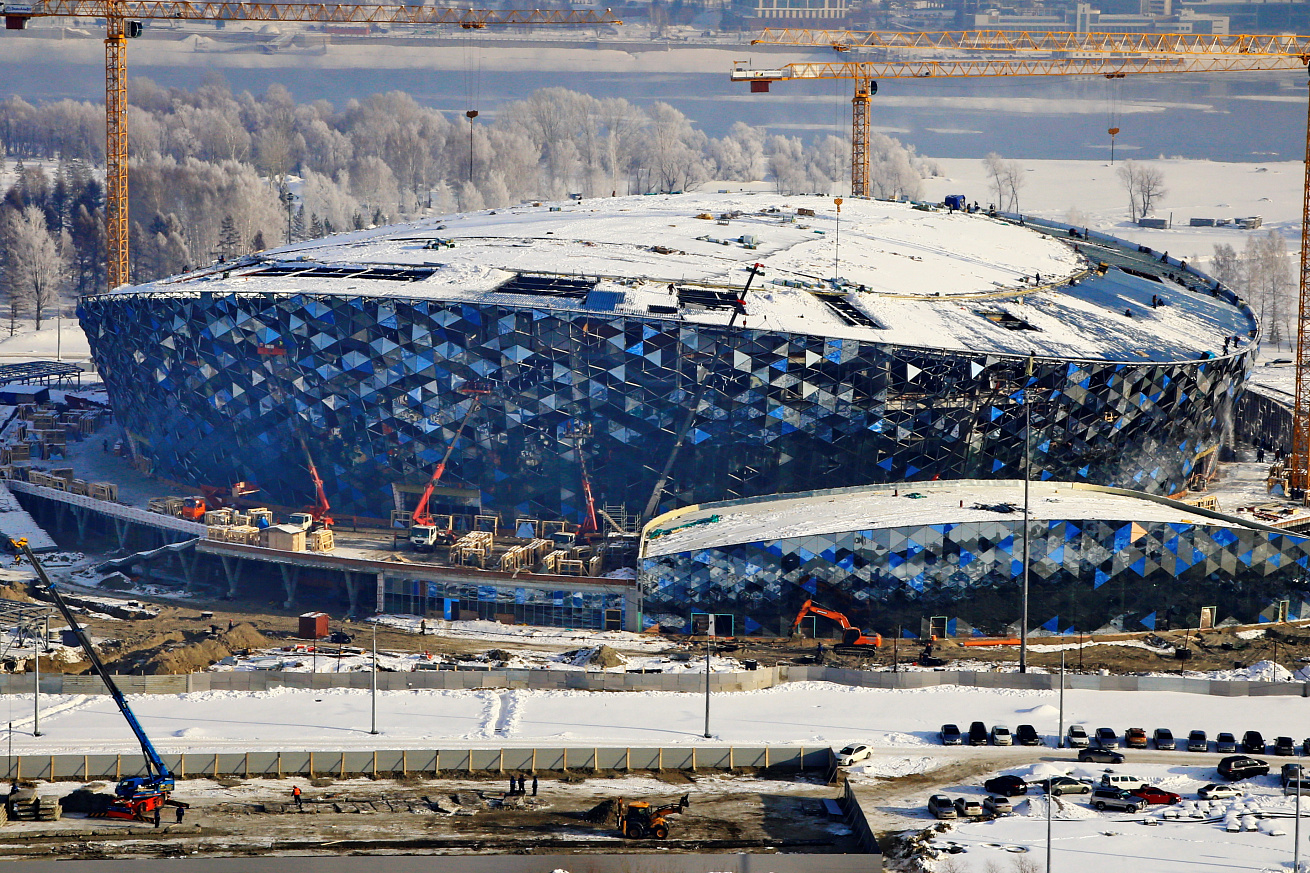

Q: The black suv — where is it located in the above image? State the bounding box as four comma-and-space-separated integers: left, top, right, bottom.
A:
1242, 731, 1266, 754
1219, 755, 1270, 780
1275, 736, 1297, 756
1078, 747, 1125, 764
1016, 724, 1041, 746
968, 721, 988, 746
983, 775, 1029, 796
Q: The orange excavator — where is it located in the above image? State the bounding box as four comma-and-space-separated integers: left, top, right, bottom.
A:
615, 793, 689, 839
409, 381, 493, 551
790, 599, 882, 654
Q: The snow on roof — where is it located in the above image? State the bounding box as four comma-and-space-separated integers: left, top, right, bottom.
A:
643, 479, 1263, 556
123, 193, 1252, 363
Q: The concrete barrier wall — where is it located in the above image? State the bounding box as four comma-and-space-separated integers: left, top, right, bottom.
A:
0, 744, 833, 783
2, 665, 1305, 698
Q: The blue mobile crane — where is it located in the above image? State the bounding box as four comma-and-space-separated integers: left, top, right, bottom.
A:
16, 540, 175, 820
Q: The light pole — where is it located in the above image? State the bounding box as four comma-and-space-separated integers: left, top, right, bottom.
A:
833, 197, 842, 283
1057, 649, 1065, 749
370, 619, 379, 735
32, 639, 40, 738
703, 614, 714, 739
1019, 355, 1034, 673
1296, 766, 1303, 873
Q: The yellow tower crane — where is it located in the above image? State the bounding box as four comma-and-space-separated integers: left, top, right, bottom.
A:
0, 1, 621, 291
732, 30, 1310, 496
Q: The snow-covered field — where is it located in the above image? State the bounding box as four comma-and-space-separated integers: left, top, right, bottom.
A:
6, 681, 1310, 756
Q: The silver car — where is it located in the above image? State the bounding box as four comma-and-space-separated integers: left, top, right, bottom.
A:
928, 794, 958, 819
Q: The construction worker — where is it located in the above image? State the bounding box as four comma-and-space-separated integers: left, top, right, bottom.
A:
153, 807, 161, 828
292, 785, 302, 808
175, 806, 185, 824
531, 775, 538, 796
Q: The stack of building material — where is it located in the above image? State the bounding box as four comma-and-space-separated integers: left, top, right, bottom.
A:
7, 789, 59, 821
88, 482, 117, 502
451, 530, 493, 567
307, 528, 334, 552
227, 525, 260, 545
204, 508, 234, 526
247, 508, 274, 527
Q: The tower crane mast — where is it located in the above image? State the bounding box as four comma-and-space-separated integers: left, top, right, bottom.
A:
733, 30, 1310, 497
0, 1, 621, 291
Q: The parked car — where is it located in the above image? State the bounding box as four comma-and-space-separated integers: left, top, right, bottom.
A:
1041, 776, 1092, 796
991, 725, 1013, 746
954, 797, 984, 817
1303, 738, 1310, 756
928, 794, 958, 819
1198, 783, 1244, 800
1100, 773, 1148, 791
1131, 786, 1181, 805
1216, 733, 1238, 754
1090, 787, 1148, 813
1218, 755, 1270, 780
1125, 727, 1148, 749
1243, 731, 1266, 754
1066, 725, 1090, 748
983, 794, 1013, 816
836, 743, 873, 766
1275, 736, 1297, 756
984, 775, 1029, 796
939, 724, 962, 745
1016, 724, 1041, 746
1079, 747, 1125, 764
1187, 730, 1208, 752
968, 721, 989, 746
1153, 728, 1176, 751
1281, 763, 1310, 794
1095, 727, 1120, 749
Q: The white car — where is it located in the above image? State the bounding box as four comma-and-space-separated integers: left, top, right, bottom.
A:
836, 743, 873, 766
991, 725, 1013, 746
1199, 783, 1245, 800
1066, 724, 1090, 748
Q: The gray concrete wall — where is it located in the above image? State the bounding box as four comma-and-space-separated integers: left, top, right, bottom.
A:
7, 665, 1305, 697
0, 744, 834, 783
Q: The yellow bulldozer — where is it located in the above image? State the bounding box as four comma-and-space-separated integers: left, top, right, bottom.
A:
615, 793, 690, 839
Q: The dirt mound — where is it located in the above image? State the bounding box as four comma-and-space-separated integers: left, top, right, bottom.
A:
0, 581, 35, 603
219, 622, 272, 651
60, 788, 115, 814
566, 645, 626, 669
142, 637, 232, 675
584, 798, 619, 823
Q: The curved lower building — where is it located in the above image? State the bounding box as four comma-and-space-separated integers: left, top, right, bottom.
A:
640, 481, 1310, 635
78, 194, 1256, 523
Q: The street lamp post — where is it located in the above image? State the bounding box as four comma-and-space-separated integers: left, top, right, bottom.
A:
370, 620, 379, 735
1019, 356, 1034, 673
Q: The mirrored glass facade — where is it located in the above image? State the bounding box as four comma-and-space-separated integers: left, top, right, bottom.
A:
77, 284, 1251, 524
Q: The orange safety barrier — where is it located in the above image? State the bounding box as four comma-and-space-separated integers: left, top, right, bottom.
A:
960, 638, 1022, 647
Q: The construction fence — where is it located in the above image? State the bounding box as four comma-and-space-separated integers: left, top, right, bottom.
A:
0, 745, 834, 783
0, 665, 1307, 698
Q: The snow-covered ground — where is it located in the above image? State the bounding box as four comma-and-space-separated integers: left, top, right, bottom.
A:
4, 680, 1310, 755
920, 157, 1300, 269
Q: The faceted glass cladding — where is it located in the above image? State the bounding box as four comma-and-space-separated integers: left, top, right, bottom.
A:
640, 519, 1310, 637
77, 292, 1252, 522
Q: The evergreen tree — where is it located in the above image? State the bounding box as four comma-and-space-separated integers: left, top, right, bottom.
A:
217, 214, 241, 259
251, 230, 266, 252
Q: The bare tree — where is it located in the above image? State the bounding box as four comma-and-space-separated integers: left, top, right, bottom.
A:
1, 205, 64, 328
984, 152, 1006, 209
1117, 160, 1143, 221
983, 152, 1024, 211
1210, 243, 1242, 290
1003, 159, 1026, 213
1135, 165, 1167, 218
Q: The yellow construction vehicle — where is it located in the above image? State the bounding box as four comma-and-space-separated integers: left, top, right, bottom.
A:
615, 793, 689, 839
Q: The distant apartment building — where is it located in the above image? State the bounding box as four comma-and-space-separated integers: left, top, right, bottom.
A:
752, 0, 848, 21
973, 0, 1229, 32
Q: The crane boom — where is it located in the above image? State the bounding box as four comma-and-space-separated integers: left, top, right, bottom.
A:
750, 27, 1310, 56
18, 541, 172, 790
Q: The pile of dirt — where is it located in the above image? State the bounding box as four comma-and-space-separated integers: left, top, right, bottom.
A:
60, 788, 116, 814
219, 622, 272, 651
583, 798, 620, 823
0, 581, 35, 603
567, 645, 626, 669
144, 637, 233, 674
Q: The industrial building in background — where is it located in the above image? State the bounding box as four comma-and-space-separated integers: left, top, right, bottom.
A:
77, 193, 1254, 547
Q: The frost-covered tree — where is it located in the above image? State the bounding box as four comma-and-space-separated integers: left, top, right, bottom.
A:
1, 205, 65, 328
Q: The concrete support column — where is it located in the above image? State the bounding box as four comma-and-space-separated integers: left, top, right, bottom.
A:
280, 564, 300, 609
179, 546, 201, 593
220, 555, 243, 599
343, 571, 361, 618
375, 572, 385, 615
622, 585, 642, 633
73, 506, 89, 541
113, 518, 129, 552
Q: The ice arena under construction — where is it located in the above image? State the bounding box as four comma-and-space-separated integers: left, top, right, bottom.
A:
78, 193, 1256, 536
